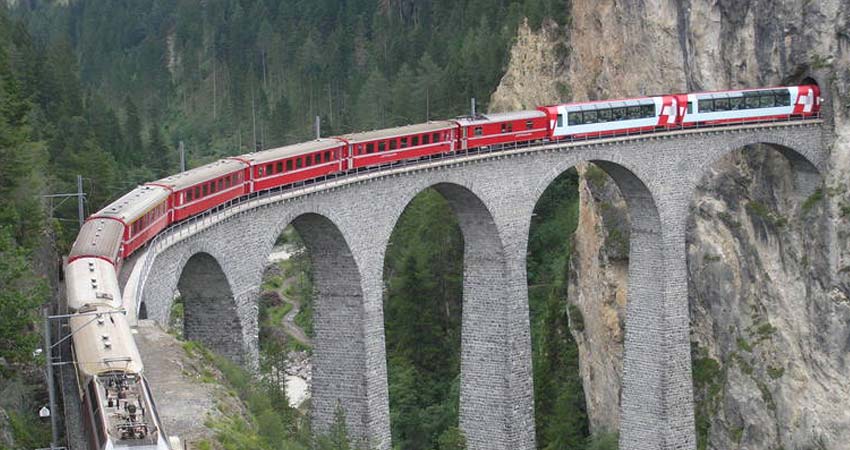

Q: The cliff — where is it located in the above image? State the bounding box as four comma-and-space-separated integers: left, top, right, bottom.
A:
492, 1, 850, 448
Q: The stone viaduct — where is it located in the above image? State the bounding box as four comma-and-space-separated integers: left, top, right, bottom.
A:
125, 119, 827, 450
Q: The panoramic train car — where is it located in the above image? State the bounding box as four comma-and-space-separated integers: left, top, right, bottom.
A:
336, 121, 457, 169
454, 110, 549, 150
539, 95, 672, 140
149, 158, 249, 222
680, 85, 821, 126
71, 185, 171, 265
240, 139, 347, 192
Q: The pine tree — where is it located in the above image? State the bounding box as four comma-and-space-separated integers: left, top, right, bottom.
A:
123, 96, 144, 166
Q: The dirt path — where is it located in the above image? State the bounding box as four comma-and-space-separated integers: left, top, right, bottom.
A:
279, 274, 311, 346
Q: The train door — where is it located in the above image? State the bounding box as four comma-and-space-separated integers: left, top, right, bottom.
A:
674, 94, 689, 125
657, 96, 675, 127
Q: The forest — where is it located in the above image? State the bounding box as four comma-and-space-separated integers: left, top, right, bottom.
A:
0, 1, 613, 449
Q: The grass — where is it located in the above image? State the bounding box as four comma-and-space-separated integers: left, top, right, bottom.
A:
746, 201, 787, 228
736, 337, 753, 352
802, 188, 824, 214
767, 366, 785, 379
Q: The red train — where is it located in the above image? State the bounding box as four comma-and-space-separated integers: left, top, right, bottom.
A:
68, 84, 821, 267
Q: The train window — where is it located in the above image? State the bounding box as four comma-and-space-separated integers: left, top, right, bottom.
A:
698, 99, 714, 112
567, 112, 580, 125
186, 190, 193, 202
610, 108, 623, 121
526, 120, 534, 129
506, 123, 513, 133
325, 151, 331, 161
422, 134, 430, 145
714, 98, 730, 111
316, 153, 322, 164
598, 109, 613, 122
433, 132, 441, 142
687, 102, 694, 114
202, 184, 208, 196
195, 187, 201, 199
224, 177, 231, 188
557, 114, 564, 127
474, 127, 483, 136
296, 158, 303, 169
627, 106, 642, 120
760, 95, 775, 108
277, 162, 283, 173
210, 181, 217, 194
306, 155, 312, 166
266, 163, 274, 176
400, 137, 408, 148
583, 110, 597, 124
412, 136, 419, 146
286, 160, 293, 171
366, 143, 374, 153
378, 141, 386, 152
641, 105, 655, 117
390, 139, 398, 150
218, 179, 224, 191
729, 97, 743, 110
775, 92, 791, 106
501, 123, 507, 133
745, 95, 760, 109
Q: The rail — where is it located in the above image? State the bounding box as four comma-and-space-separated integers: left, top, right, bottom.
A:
130, 114, 823, 314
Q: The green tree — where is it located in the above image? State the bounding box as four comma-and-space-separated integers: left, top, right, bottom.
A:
0, 227, 47, 366
123, 96, 144, 166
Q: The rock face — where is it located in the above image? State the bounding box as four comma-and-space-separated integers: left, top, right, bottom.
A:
491, 0, 850, 447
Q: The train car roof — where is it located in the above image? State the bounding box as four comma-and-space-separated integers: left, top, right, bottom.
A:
69, 219, 124, 262
454, 110, 546, 126
337, 121, 455, 143
151, 158, 246, 191
240, 139, 343, 164
93, 185, 170, 224
71, 305, 143, 377
65, 258, 122, 311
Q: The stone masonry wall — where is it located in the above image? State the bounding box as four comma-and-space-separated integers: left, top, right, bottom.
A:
131, 122, 826, 450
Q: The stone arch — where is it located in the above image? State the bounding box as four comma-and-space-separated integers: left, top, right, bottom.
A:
271, 212, 367, 440
177, 252, 244, 364
531, 157, 668, 447
383, 181, 511, 449
697, 139, 824, 210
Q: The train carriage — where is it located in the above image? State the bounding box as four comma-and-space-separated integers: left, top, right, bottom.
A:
240, 139, 347, 192
540, 96, 670, 140
149, 159, 249, 222
337, 121, 457, 169
72, 185, 171, 264
680, 85, 821, 126
454, 110, 549, 150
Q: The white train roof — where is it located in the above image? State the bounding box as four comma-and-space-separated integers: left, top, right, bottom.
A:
65, 258, 122, 311
94, 185, 170, 223
240, 139, 343, 164
151, 158, 246, 191
337, 121, 455, 142
69, 218, 124, 261
454, 110, 546, 126
71, 304, 143, 377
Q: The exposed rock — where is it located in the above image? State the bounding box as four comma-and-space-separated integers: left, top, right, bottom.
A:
0, 406, 15, 449
491, 0, 850, 447
489, 19, 570, 113
566, 163, 628, 433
